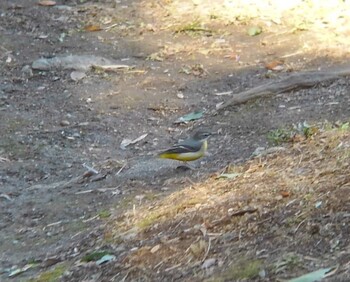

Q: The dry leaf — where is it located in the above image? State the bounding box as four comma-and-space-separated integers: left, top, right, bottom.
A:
120, 133, 148, 149
280, 191, 290, 198
189, 239, 207, 258
265, 60, 284, 71
84, 25, 102, 32
38, 0, 56, 6
150, 244, 161, 253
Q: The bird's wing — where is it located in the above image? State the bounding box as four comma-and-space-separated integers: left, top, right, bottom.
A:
178, 138, 202, 150
161, 143, 199, 154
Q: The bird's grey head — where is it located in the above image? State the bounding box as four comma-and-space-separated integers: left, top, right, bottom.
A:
193, 130, 212, 141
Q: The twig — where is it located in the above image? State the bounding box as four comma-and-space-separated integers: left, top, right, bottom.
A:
75, 190, 93, 195
153, 260, 164, 270
44, 220, 63, 230
217, 64, 350, 111
172, 219, 184, 231
165, 263, 182, 272
0, 193, 12, 201
229, 208, 258, 217
103, 23, 119, 30
83, 215, 99, 223
281, 50, 303, 58
0, 156, 10, 162
121, 271, 129, 282
294, 218, 306, 234
211, 208, 258, 227
75, 187, 121, 195
214, 91, 233, 96
116, 163, 127, 175
201, 237, 211, 262
83, 163, 99, 174
286, 199, 297, 207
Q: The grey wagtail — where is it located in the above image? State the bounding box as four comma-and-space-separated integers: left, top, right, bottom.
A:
158, 131, 211, 162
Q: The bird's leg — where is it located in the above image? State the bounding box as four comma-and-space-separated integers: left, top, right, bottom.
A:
176, 161, 196, 171
183, 161, 197, 170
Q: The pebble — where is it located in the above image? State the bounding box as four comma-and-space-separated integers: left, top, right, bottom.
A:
201, 258, 216, 269
21, 65, 33, 77
70, 71, 86, 82
60, 120, 70, 126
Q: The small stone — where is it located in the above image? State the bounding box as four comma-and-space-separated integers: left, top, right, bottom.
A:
21, 65, 33, 77
70, 71, 86, 81
259, 269, 266, 278
201, 258, 216, 269
60, 120, 70, 126
177, 92, 184, 99
135, 194, 145, 201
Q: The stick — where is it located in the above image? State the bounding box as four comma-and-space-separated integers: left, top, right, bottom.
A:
201, 238, 211, 262
217, 65, 350, 111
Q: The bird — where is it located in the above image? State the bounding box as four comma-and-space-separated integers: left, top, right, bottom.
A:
158, 130, 212, 165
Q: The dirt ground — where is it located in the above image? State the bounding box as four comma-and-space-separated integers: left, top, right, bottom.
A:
0, 0, 349, 281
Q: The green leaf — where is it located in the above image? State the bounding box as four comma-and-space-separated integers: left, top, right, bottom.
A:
81, 251, 110, 262
247, 26, 262, 36
339, 122, 349, 130
288, 267, 336, 282
175, 111, 203, 124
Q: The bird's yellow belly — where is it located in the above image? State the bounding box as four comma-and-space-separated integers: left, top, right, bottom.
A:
159, 151, 204, 161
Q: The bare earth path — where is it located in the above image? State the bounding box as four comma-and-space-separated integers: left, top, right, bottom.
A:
0, 1, 349, 281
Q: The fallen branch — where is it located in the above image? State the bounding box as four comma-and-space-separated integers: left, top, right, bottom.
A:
217, 65, 350, 111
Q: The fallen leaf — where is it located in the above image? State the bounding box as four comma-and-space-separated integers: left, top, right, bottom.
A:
288, 266, 337, 282
0, 157, 10, 162
189, 239, 207, 258
38, 0, 56, 6
9, 264, 36, 277
280, 191, 290, 198
147, 52, 164, 62
0, 193, 12, 201
120, 133, 148, 149
96, 255, 116, 265
41, 257, 62, 268
247, 26, 262, 36
216, 173, 241, 179
84, 25, 102, 32
216, 102, 225, 110
174, 111, 203, 124
265, 60, 284, 71
150, 244, 161, 253
81, 251, 110, 262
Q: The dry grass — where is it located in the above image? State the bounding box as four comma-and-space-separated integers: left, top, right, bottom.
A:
108, 125, 350, 281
